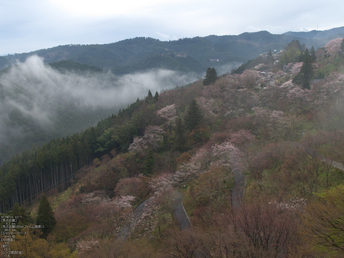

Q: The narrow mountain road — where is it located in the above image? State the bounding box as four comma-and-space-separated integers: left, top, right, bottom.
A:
172, 191, 192, 230
117, 196, 155, 240
118, 191, 191, 240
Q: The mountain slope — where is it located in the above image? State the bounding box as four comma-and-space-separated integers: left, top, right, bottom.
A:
283, 26, 344, 39
3, 27, 344, 75
0, 56, 197, 165
1, 37, 344, 257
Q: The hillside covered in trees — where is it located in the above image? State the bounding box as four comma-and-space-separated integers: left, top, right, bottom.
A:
2, 26, 344, 74
1, 37, 344, 257
0, 56, 197, 165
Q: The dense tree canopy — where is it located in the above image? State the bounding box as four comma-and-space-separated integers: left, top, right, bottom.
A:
0, 90, 159, 213
11, 203, 33, 225
310, 46, 316, 62
299, 49, 314, 89
184, 99, 204, 132
203, 67, 217, 85
144, 149, 155, 176
280, 40, 305, 66
36, 194, 57, 238
293, 48, 314, 89
302, 185, 344, 255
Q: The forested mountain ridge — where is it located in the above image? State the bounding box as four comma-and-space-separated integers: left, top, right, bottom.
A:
0, 56, 195, 165
2, 26, 344, 74
283, 26, 344, 39
48, 60, 103, 74
1, 37, 344, 257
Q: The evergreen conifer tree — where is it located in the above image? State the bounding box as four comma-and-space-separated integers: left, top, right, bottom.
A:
154, 91, 159, 102
36, 194, 57, 238
148, 90, 153, 99
300, 49, 313, 89
203, 68, 217, 85
144, 149, 154, 176
310, 46, 316, 62
293, 49, 313, 89
184, 100, 203, 132
267, 49, 273, 62
298, 52, 305, 62
146, 90, 153, 103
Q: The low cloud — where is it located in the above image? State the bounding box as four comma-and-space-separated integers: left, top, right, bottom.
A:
215, 62, 242, 75
0, 55, 199, 163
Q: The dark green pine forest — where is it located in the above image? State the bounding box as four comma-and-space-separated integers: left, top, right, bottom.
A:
0, 94, 159, 212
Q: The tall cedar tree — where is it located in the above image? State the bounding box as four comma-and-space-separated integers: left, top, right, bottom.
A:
154, 91, 159, 102
300, 49, 313, 89
146, 90, 153, 103
174, 117, 187, 151
203, 67, 217, 85
36, 194, 57, 238
184, 100, 204, 132
293, 49, 313, 89
310, 46, 316, 62
148, 90, 153, 99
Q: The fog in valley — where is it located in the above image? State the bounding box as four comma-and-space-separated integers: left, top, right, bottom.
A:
215, 62, 242, 75
0, 56, 200, 164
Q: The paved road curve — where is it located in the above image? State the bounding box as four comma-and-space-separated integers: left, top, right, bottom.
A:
118, 191, 191, 239
172, 191, 192, 230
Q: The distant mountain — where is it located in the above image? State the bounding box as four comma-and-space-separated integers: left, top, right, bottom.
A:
111, 53, 206, 74
49, 60, 103, 74
2, 26, 344, 75
283, 26, 344, 39
0, 56, 10, 70
282, 26, 344, 48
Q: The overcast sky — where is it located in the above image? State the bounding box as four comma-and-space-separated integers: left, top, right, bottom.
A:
1, 0, 343, 55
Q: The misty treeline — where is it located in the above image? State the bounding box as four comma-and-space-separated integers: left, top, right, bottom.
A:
0, 56, 198, 165
0, 91, 160, 212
